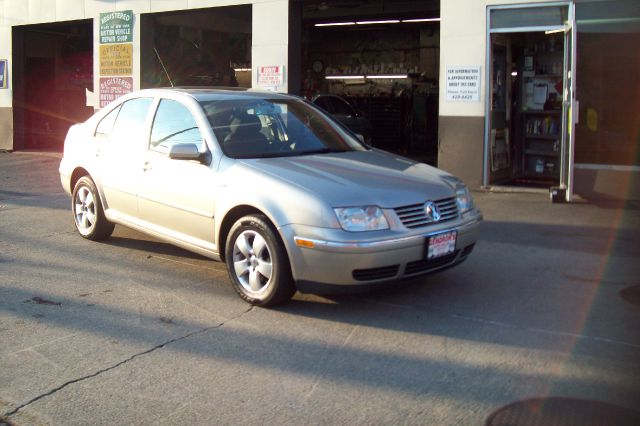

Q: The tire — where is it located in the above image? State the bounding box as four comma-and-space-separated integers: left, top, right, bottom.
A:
72, 176, 115, 241
225, 215, 295, 306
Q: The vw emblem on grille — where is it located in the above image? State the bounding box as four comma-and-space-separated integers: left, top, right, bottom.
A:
424, 201, 441, 222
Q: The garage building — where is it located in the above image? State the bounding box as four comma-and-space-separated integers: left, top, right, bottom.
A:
0, 0, 638, 201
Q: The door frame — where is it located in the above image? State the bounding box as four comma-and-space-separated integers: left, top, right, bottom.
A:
484, 1, 576, 201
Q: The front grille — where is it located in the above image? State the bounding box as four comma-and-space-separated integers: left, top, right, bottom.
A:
404, 251, 459, 275
394, 197, 459, 229
353, 265, 400, 282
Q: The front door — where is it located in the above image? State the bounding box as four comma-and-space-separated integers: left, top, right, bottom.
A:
486, 3, 574, 196
137, 98, 217, 251
489, 35, 512, 184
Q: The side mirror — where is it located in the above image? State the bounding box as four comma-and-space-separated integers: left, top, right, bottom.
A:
168, 143, 210, 164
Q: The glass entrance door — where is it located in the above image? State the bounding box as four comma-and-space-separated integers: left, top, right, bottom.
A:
560, 9, 577, 201
486, 3, 574, 197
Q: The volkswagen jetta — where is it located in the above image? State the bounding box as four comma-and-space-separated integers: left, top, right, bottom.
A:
59, 88, 481, 306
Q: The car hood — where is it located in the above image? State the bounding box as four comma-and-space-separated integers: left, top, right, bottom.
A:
238, 150, 457, 208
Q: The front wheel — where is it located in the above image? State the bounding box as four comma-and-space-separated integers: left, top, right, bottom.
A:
72, 176, 114, 240
225, 215, 295, 306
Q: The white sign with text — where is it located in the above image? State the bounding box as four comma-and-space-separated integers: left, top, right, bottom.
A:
446, 66, 481, 102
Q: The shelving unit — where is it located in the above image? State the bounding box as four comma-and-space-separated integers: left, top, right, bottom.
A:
519, 35, 564, 182
348, 96, 408, 151
522, 110, 561, 179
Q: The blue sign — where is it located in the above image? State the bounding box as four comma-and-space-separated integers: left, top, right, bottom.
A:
0, 60, 7, 89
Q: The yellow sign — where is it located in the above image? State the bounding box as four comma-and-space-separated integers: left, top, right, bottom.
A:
587, 107, 598, 132
100, 44, 132, 76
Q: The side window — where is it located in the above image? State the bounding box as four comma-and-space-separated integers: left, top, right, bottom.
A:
110, 98, 153, 146
95, 105, 121, 139
150, 99, 203, 154
330, 97, 355, 116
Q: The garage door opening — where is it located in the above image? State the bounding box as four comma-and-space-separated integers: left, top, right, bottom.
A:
12, 20, 93, 151
141, 5, 252, 89
298, 0, 440, 164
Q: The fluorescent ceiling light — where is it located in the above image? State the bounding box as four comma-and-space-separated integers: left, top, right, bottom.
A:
315, 22, 356, 27
234, 68, 251, 72
511, 71, 518, 76
326, 75, 408, 80
356, 20, 400, 25
316, 18, 439, 27
367, 74, 408, 79
326, 75, 365, 80
402, 18, 440, 23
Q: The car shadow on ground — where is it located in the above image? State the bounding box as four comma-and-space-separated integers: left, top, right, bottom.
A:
104, 235, 211, 261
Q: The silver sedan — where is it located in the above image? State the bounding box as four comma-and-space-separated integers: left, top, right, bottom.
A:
59, 88, 481, 306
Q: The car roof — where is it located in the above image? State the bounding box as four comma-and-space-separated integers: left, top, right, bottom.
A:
133, 87, 295, 102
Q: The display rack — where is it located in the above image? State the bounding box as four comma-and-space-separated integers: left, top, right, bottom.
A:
522, 110, 561, 179
519, 37, 563, 181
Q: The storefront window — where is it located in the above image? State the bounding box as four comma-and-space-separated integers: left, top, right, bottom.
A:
575, 0, 640, 165
491, 6, 567, 30
140, 5, 252, 89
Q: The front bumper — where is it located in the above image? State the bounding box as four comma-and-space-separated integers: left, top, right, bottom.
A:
279, 209, 482, 290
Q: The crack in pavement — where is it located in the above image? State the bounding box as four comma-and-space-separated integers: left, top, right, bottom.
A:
1, 306, 255, 419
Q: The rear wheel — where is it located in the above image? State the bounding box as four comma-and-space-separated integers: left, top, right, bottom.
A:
225, 215, 295, 306
72, 176, 114, 240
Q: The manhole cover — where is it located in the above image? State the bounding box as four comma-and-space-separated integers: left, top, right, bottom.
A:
620, 285, 640, 307
486, 397, 640, 426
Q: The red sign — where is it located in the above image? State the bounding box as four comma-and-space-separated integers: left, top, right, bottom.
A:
99, 77, 133, 108
257, 65, 284, 90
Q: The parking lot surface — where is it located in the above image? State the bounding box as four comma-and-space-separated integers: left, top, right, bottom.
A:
1, 151, 639, 425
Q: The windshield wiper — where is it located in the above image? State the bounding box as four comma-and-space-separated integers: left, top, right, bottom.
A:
299, 148, 346, 156
232, 148, 347, 160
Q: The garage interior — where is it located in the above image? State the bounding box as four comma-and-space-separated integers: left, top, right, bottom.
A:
11, 20, 94, 151
140, 5, 252, 89
298, 0, 440, 164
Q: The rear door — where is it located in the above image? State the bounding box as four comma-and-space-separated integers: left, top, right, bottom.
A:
96, 97, 154, 219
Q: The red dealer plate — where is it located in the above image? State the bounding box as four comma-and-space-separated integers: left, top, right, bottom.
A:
427, 231, 457, 259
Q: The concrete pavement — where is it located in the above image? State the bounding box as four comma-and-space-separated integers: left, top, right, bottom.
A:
1, 151, 639, 425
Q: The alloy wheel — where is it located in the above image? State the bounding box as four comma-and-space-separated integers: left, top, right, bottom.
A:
74, 185, 96, 235
232, 230, 273, 294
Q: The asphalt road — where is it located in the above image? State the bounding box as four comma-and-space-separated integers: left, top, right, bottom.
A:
1, 151, 639, 425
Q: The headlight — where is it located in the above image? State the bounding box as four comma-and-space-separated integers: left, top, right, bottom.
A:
334, 206, 389, 232
456, 184, 473, 213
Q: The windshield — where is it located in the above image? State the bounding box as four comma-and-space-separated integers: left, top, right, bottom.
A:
199, 97, 367, 159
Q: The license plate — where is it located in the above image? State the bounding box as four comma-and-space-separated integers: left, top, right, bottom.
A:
427, 231, 457, 259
